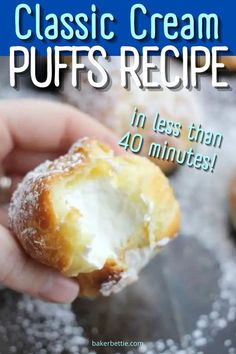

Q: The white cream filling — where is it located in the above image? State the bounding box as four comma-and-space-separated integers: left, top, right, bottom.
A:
63, 179, 145, 269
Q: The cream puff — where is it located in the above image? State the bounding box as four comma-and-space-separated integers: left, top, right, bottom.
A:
9, 138, 180, 297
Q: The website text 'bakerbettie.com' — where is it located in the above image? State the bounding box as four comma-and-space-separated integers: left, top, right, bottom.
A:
91, 340, 144, 348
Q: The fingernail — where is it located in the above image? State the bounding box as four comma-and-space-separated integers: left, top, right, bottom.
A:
39, 275, 79, 303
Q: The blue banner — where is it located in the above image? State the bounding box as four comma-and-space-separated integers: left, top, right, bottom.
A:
0, 0, 235, 55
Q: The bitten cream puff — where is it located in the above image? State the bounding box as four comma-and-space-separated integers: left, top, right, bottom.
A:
9, 138, 180, 297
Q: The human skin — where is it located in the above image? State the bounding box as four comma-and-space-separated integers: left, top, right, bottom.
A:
0, 99, 121, 303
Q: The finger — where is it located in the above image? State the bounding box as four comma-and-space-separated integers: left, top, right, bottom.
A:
0, 99, 122, 160
0, 175, 22, 204
0, 207, 8, 228
3, 149, 60, 175
0, 225, 79, 303
0, 175, 23, 228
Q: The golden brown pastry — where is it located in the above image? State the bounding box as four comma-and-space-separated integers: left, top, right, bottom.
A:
221, 57, 236, 71
9, 138, 180, 297
198, 56, 236, 71
229, 174, 236, 231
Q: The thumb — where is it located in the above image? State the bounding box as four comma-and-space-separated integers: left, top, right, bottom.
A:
0, 225, 79, 303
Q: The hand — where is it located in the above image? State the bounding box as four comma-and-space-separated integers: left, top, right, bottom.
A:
0, 98, 120, 303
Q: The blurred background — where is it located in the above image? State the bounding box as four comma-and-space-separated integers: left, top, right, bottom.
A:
0, 56, 236, 354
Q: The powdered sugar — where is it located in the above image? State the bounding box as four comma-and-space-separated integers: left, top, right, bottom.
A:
8, 146, 84, 239
0, 292, 89, 354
